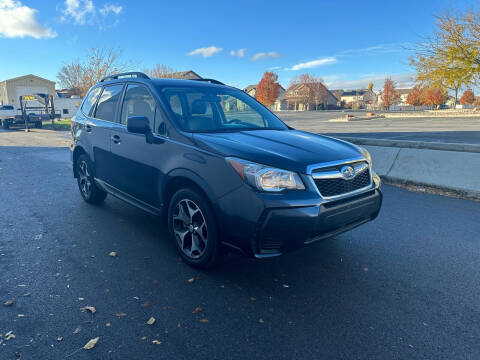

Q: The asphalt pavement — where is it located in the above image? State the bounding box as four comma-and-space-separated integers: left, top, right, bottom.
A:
0, 145, 479, 359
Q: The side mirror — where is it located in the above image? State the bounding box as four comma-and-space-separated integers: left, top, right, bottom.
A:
127, 116, 150, 134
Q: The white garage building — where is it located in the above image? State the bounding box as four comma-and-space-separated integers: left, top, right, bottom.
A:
0, 74, 82, 118
0, 74, 56, 108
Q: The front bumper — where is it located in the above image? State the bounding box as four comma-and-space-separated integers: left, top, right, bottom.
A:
214, 180, 382, 257
254, 188, 382, 257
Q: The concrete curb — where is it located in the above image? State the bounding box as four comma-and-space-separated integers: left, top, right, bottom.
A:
332, 136, 480, 198
337, 136, 480, 153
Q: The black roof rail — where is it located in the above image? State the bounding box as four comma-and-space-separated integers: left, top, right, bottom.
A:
191, 78, 225, 85
100, 72, 150, 82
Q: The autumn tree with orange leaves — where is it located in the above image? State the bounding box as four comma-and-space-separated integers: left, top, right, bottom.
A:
424, 86, 447, 107
256, 72, 280, 107
382, 78, 399, 108
406, 85, 426, 106
460, 88, 475, 104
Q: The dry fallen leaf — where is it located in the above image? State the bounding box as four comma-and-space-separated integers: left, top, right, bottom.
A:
5, 331, 15, 340
23, 292, 31, 297
57, 337, 63, 342
73, 326, 81, 334
105, 322, 111, 327
109, 252, 117, 257
83, 337, 99, 350
199, 318, 209, 323
81, 306, 96, 314
146, 317, 155, 325
152, 340, 162, 345
141, 301, 151, 308
192, 307, 203, 314
363, 267, 369, 272
115, 312, 127, 317
250, 297, 256, 301
141, 336, 147, 340
78, 297, 85, 301
4, 299, 15, 306
17, 314, 25, 318
187, 278, 195, 283
258, 319, 265, 324
34, 234, 43, 240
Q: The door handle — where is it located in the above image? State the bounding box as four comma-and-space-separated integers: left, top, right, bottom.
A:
85, 125, 92, 133
111, 134, 121, 144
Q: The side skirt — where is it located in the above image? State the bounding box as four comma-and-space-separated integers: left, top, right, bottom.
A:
94, 178, 162, 216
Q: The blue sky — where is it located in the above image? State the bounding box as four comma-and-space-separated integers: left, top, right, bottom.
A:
0, 0, 477, 90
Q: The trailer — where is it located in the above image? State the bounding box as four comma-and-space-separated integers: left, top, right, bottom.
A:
1, 93, 61, 131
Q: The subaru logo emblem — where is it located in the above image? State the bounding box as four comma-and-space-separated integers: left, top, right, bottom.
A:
341, 165, 355, 180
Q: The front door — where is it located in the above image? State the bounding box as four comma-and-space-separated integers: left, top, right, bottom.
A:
109, 84, 167, 208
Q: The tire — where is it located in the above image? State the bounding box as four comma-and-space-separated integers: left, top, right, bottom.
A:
76, 154, 107, 205
168, 188, 220, 268
1, 119, 9, 130
35, 121, 42, 129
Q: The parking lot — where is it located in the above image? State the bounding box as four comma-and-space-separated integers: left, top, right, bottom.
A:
1, 129, 479, 359
276, 111, 480, 144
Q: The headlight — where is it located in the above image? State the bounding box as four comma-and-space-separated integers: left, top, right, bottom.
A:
358, 146, 372, 166
227, 157, 305, 192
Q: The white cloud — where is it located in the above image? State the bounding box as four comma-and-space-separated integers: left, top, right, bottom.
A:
251, 51, 281, 61
99, 3, 122, 15
61, 0, 95, 25
0, 0, 56, 39
229, 48, 246, 57
60, 0, 122, 25
286, 57, 337, 71
339, 42, 413, 56
324, 73, 415, 91
268, 66, 281, 70
188, 46, 223, 58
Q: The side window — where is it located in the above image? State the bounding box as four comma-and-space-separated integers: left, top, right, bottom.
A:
168, 94, 183, 117
94, 84, 123, 122
81, 87, 101, 117
120, 84, 156, 131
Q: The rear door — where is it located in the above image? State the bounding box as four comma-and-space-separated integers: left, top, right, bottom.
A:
108, 83, 167, 207
88, 84, 124, 182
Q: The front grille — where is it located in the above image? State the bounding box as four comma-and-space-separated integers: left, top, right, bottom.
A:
314, 168, 371, 197
260, 237, 283, 251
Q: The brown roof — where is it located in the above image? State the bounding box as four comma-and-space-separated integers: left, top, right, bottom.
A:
165, 70, 202, 80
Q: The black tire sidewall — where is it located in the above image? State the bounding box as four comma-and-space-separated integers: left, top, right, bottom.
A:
168, 188, 219, 268
76, 154, 106, 204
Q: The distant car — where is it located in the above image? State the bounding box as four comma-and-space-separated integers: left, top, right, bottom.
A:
71, 72, 382, 268
0, 105, 16, 129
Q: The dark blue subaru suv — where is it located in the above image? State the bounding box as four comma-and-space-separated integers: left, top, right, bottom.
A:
71, 72, 382, 268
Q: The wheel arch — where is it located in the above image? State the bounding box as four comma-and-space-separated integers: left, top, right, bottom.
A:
72, 146, 88, 178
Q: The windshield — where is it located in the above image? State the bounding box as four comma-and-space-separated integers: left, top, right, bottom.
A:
158, 85, 288, 133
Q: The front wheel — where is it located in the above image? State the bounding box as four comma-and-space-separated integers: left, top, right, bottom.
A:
168, 188, 220, 268
76, 154, 107, 205
1, 119, 9, 129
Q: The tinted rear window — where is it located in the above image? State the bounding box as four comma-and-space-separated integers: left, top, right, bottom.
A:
94, 85, 124, 122
2, 105, 14, 110
81, 87, 102, 117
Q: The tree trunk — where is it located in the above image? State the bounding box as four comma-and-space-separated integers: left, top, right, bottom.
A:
454, 88, 459, 108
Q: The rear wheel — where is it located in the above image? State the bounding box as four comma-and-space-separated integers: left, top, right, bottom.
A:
76, 154, 107, 204
1, 119, 9, 129
168, 188, 220, 268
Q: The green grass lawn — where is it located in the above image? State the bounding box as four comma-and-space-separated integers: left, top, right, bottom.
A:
42, 118, 71, 131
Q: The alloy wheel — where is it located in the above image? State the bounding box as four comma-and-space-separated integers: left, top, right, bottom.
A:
172, 199, 208, 259
78, 160, 92, 198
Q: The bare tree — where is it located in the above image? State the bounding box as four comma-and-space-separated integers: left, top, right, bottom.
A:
57, 47, 133, 97
144, 64, 176, 78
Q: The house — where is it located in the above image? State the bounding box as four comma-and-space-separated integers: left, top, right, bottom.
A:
285, 83, 337, 110
244, 85, 257, 97
396, 89, 412, 105
164, 70, 202, 80
339, 89, 377, 107
0, 74, 56, 106
244, 84, 287, 111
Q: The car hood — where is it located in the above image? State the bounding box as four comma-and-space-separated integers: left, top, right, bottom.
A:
193, 129, 363, 174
